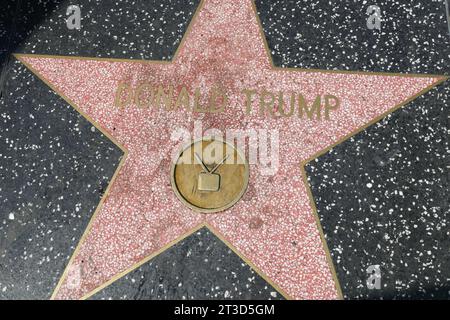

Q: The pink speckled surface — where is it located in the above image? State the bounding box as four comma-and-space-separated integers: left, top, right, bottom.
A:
20, 0, 440, 300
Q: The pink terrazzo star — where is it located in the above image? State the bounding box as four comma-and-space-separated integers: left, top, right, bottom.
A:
17, 0, 443, 300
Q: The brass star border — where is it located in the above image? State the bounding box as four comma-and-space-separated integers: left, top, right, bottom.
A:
13, 0, 448, 300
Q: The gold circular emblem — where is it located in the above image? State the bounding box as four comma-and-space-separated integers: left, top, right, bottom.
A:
170, 137, 249, 213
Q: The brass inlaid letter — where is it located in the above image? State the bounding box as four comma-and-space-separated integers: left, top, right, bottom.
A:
155, 85, 174, 110
298, 94, 321, 120
277, 91, 295, 117
209, 88, 228, 114
134, 83, 153, 109
114, 82, 133, 109
193, 88, 207, 113
175, 86, 191, 110
324, 95, 340, 120
242, 89, 257, 115
260, 89, 275, 117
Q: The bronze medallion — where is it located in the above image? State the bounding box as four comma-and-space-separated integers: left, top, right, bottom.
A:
171, 137, 249, 213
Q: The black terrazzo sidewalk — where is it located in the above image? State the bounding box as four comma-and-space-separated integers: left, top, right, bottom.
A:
0, 0, 448, 299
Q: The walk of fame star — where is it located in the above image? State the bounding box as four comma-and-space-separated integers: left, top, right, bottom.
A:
14, 0, 446, 299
